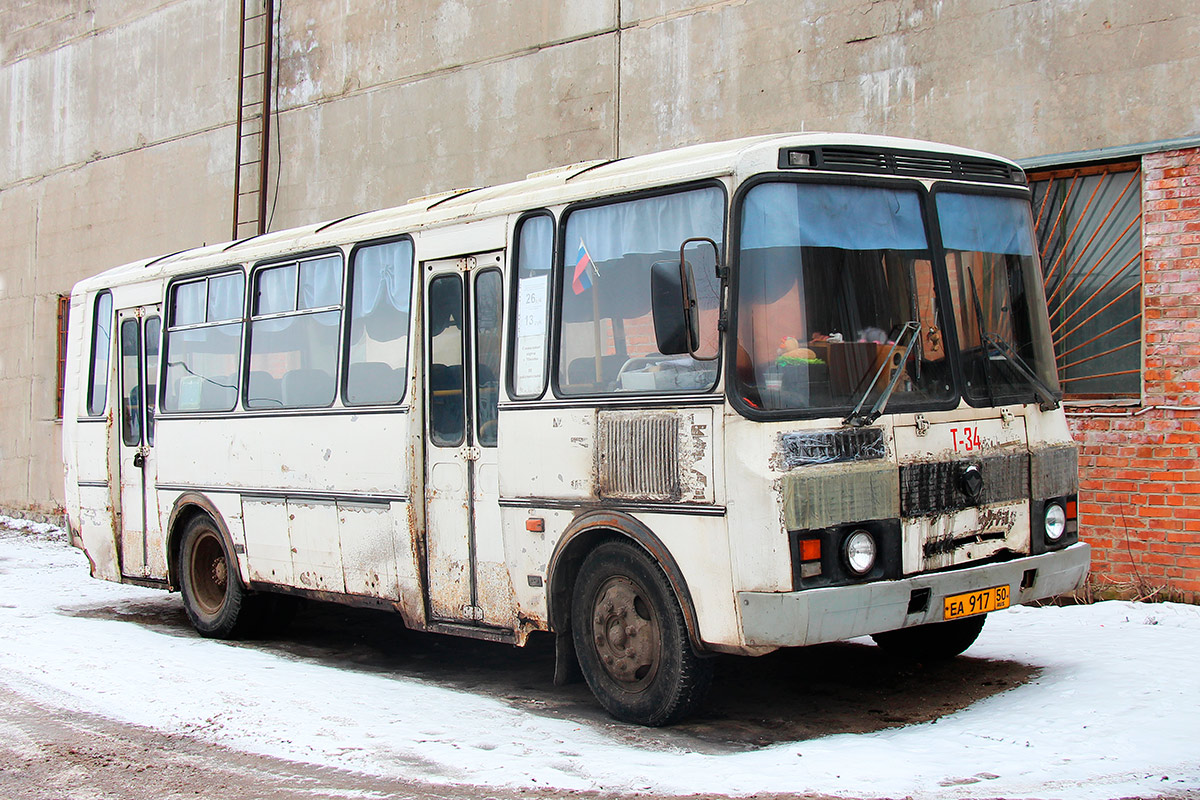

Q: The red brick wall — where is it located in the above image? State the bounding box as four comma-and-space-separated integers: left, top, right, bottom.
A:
1066, 146, 1200, 603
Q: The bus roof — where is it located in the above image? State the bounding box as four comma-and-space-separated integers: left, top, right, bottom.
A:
74, 132, 1021, 294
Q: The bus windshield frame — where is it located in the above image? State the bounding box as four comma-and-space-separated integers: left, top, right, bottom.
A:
728, 174, 1060, 420
931, 183, 1062, 409
729, 174, 958, 420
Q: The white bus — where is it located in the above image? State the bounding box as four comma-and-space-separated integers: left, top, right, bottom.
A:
63, 133, 1089, 725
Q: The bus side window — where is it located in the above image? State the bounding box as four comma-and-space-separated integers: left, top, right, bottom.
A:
247, 254, 342, 409
163, 272, 245, 413
557, 187, 723, 396
345, 238, 413, 406
510, 213, 553, 399
428, 274, 465, 446
474, 269, 503, 447
86, 291, 113, 416
144, 317, 160, 444
118, 319, 142, 446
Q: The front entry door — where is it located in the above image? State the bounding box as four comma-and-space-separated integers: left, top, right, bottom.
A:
116, 306, 163, 580
423, 253, 510, 626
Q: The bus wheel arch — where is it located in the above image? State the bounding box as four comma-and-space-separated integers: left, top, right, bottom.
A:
547, 511, 705, 654
547, 512, 713, 724
165, 493, 237, 592
165, 494, 260, 638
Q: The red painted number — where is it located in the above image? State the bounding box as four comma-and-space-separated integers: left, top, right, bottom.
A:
950, 426, 982, 452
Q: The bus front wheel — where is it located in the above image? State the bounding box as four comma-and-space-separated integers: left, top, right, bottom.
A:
570, 540, 713, 726
178, 515, 250, 638
871, 614, 987, 661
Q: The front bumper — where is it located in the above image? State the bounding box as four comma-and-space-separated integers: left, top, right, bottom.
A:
738, 542, 1090, 648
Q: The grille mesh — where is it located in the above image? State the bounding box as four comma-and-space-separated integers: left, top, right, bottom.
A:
596, 413, 681, 500
900, 453, 1030, 517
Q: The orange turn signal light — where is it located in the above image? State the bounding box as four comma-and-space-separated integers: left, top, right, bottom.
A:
800, 538, 822, 562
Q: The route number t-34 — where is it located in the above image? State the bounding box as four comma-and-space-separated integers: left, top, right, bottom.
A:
950, 426, 982, 453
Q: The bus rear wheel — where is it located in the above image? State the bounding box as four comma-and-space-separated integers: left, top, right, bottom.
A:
871, 614, 987, 661
178, 515, 251, 638
571, 540, 712, 726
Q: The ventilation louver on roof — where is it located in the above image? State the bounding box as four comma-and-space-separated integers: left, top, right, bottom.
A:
780, 145, 1025, 185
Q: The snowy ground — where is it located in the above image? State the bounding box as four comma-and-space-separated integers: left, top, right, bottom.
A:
1, 518, 1197, 800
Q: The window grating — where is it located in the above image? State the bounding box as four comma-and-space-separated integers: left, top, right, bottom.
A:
56, 295, 70, 419
1029, 163, 1142, 398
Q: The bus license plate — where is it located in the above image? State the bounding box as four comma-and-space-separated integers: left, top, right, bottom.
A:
943, 585, 1010, 620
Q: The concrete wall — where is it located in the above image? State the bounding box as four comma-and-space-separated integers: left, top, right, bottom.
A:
2, 0, 1199, 522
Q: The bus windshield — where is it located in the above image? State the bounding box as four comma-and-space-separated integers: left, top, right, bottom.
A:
935, 191, 1060, 406
733, 181, 953, 414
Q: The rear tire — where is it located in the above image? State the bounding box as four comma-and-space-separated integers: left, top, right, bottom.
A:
178, 515, 253, 638
871, 614, 987, 661
571, 540, 713, 726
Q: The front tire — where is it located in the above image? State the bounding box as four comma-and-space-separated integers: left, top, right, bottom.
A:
178, 515, 252, 638
571, 540, 712, 726
871, 614, 987, 661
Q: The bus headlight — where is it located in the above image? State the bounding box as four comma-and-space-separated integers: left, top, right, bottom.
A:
1044, 503, 1067, 542
844, 529, 877, 576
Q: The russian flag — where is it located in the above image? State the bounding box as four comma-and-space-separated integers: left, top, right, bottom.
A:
572, 239, 594, 295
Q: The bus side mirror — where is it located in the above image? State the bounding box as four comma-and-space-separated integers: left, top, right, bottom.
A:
650, 259, 698, 355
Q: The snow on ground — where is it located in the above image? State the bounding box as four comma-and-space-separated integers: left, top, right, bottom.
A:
1, 519, 1197, 799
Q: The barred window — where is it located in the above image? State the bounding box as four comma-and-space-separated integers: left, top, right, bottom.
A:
1029, 163, 1142, 398
56, 295, 70, 419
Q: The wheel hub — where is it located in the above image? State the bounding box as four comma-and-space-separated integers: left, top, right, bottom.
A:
191, 531, 230, 616
591, 576, 660, 691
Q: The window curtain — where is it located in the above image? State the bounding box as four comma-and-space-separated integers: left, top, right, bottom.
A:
564, 188, 725, 261
936, 193, 1036, 256
740, 182, 928, 251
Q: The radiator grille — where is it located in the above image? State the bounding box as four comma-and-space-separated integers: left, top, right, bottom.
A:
779, 427, 886, 467
597, 413, 681, 501
1031, 444, 1079, 498
900, 453, 1030, 517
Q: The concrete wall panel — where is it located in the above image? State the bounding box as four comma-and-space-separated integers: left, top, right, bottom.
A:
276, 0, 615, 110
268, 31, 616, 228
35, 128, 235, 279
616, 0, 1200, 160
2, 0, 233, 187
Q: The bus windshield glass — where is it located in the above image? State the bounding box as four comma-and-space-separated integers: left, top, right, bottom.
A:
734, 181, 953, 414
935, 191, 1060, 406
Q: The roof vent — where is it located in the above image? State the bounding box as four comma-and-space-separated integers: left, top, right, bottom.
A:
779, 145, 1025, 185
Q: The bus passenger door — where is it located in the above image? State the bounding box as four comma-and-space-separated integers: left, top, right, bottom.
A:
422, 253, 511, 627
115, 307, 163, 580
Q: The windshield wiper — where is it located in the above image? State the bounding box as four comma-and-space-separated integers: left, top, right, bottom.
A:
844, 321, 921, 428
982, 333, 1060, 411
966, 267, 997, 406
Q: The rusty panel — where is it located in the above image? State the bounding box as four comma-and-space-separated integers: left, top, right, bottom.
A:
899, 453, 1030, 517
338, 501, 400, 600
902, 501, 1031, 574
781, 460, 900, 531
1031, 444, 1079, 498
288, 499, 346, 593
596, 412, 680, 501
241, 497, 293, 584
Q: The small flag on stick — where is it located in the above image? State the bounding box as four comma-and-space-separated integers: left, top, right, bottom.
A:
572, 239, 595, 295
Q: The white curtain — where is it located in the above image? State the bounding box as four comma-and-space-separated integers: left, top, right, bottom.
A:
564, 187, 725, 262
353, 240, 412, 314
